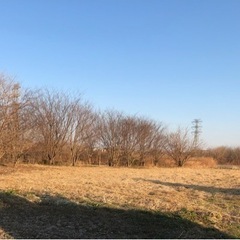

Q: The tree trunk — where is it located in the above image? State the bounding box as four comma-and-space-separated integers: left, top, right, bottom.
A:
178, 159, 183, 167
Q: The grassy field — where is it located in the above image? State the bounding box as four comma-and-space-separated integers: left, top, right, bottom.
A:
0, 164, 239, 238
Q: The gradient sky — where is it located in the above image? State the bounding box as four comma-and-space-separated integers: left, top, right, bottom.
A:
0, 0, 240, 147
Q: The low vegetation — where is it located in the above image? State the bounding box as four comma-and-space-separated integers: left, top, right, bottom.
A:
0, 164, 239, 238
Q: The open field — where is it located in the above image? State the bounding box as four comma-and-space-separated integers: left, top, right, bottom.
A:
0, 164, 239, 238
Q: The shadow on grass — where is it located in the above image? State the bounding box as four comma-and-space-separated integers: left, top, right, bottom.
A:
134, 178, 240, 196
0, 191, 236, 239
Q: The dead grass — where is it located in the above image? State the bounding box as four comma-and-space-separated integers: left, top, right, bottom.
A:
0, 164, 239, 238
185, 157, 217, 168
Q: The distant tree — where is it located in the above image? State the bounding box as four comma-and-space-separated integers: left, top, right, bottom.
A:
118, 115, 140, 166
99, 111, 166, 167
234, 147, 240, 165
0, 75, 35, 165
135, 118, 165, 166
208, 146, 240, 165
0, 75, 20, 163
10, 88, 38, 165
150, 126, 166, 166
99, 110, 123, 166
68, 102, 98, 166
164, 127, 196, 167
29, 89, 76, 165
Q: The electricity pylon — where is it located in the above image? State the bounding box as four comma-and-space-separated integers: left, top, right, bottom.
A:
192, 119, 202, 148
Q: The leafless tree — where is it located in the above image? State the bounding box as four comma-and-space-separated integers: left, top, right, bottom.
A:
11, 89, 38, 165
99, 111, 166, 167
0, 75, 20, 163
118, 116, 139, 166
135, 119, 155, 166
99, 110, 123, 166
68, 102, 99, 166
133, 118, 165, 166
150, 124, 166, 166
164, 127, 195, 167
0, 75, 35, 165
29, 89, 76, 164
207, 146, 240, 165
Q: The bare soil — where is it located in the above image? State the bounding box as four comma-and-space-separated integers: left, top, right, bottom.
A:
0, 164, 239, 238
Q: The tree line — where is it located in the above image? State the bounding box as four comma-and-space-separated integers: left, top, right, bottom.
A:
0, 74, 239, 167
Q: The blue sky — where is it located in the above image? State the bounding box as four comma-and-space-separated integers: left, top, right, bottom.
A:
0, 0, 240, 147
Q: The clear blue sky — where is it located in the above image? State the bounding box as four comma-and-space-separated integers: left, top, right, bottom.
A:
0, 0, 240, 147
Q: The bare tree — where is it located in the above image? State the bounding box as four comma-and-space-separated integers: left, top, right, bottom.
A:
119, 116, 139, 166
98, 111, 167, 167
29, 89, 76, 165
208, 146, 240, 165
0, 75, 20, 163
83, 112, 100, 165
150, 124, 166, 166
132, 118, 165, 166
99, 110, 123, 166
68, 102, 98, 166
135, 119, 156, 166
164, 127, 195, 167
11, 88, 38, 165
0, 75, 36, 165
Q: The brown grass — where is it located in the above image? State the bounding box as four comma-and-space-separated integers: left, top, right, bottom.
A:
0, 164, 239, 238
185, 157, 217, 168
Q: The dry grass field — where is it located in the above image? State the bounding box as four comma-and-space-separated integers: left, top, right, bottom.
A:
0, 164, 239, 238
